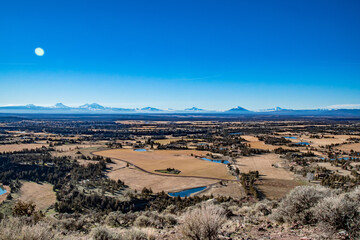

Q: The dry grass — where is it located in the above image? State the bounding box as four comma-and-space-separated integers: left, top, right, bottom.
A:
18, 182, 56, 210
96, 149, 234, 180
235, 154, 294, 180
241, 135, 290, 150
154, 138, 183, 144
0, 144, 47, 153
198, 182, 246, 199
77, 159, 100, 166
257, 178, 306, 200
336, 142, 360, 152
298, 134, 352, 147
106, 161, 218, 192
0, 217, 60, 240
317, 162, 352, 176
235, 154, 301, 199
53, 143, 103, 152
51, 144, 106, 161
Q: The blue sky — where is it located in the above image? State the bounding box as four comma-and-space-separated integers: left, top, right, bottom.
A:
0, 0, 359, 110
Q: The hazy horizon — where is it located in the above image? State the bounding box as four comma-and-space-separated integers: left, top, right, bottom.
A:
1, 0, 359, 110
1, 102, 360, 112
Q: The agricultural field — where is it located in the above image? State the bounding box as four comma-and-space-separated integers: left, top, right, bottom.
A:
235, 154, 293, 180
199, 182, 245, 199
234, 154, 303, 199
298, 134, 353, 147
106, 161, 218, 192
336, 142, 360, 152
18, 182, 56, 211
0, 143, 48, 153
241, 135, 284, 150
257, 178, 306, 200
51, 143, 105, 158
154, 137, 183, 144
316, 162, 352, 177
53, 143, 104, 152
95, 149, 234, 180
1, 117, 360, 225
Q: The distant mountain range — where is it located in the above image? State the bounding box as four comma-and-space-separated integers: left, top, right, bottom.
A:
226, 106, 250, 112
257, 107, 285, 112
0, 103, 212, 114
1, 103, 360, 116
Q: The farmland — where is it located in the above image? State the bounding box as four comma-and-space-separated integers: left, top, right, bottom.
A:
96, 149, 234, 180
0, 143, 48, 153
18, 182, 56, 211
106, 161, 218, 192
0, 116, 360, 218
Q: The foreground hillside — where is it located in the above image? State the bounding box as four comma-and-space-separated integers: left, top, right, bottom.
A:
1, 119, 360, 239
1, 185, 360, 239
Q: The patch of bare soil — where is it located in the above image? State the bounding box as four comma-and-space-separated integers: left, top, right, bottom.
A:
18, 182, 56, 210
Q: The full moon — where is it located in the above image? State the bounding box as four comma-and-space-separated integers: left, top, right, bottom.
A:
35, 47, 45, 56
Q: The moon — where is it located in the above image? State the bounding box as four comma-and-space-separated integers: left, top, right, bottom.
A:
35, 47, 45, 56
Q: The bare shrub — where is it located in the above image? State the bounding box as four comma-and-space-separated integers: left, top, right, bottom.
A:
148, 212, 178, 228
251, 200, 277, 217
180, 203, 226, 240
134, 215, 152, 228
313, 194, 360, 238
134, 212, 177, 229
164, 204, 177, 214
12, 200, 44, 223
21, 222, 60, 240
227, 205, 242, 215
91, 226, 117, 240
236, 205, 252, 216
58, 217, 87, 233
348, 186, 360, 201
12, 200, 37, 217
123, 189, 136, 199
271, 185, 334, 224
0, 217, 60, 240
163, 214, 178, 226
121, 227, 156, 240
106, 211, 138, 228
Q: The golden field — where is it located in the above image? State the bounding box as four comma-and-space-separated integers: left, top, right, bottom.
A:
95, 149, 234, 180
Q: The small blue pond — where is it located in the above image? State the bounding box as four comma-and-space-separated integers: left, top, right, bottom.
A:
295, 142, 310, 145
168, 186, 207, 197
230, 132, 243, 135
134, 149, 147, 152
201, 157, 230, 164
0, 187, 7, 196
320, 157, 350, 161
284, 136, 297, 139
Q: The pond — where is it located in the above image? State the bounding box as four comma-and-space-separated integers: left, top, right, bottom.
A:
230, 132, 242, 135
284, 136, 297, 139
320, 157, 350, 161
295, 142, 310, 145
134, 149, 147, 152
197, 143, 208, 146
0, 187, 7, 196
168, 186, 207, 197
201, 157, 230, 164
